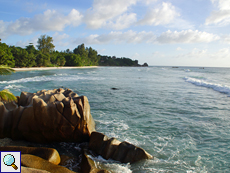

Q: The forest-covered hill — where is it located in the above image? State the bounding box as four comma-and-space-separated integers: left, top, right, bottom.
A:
0, 35, 148, 68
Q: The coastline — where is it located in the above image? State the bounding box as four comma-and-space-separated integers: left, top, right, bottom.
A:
13, 66, 98, 71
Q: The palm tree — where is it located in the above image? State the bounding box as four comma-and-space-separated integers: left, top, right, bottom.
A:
0, 65, 17, 101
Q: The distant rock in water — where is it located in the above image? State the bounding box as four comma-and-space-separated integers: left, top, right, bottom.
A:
111, 87, 119, 90
0, 88, 95, 143
142, 62, 148, 67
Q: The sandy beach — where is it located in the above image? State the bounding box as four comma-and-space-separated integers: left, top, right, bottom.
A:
13, 66, 98, 71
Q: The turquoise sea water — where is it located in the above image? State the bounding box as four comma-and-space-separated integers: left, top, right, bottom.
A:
0, 66, 230, 172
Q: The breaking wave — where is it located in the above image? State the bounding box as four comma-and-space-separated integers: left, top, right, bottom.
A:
184, 77, 230, 95
0, 74, 104, 84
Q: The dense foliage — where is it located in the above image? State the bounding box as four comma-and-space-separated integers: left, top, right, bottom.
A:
99, 55, 139, 66
0, 35, 147, 67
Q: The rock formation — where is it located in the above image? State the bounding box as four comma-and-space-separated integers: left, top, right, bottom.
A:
0, 146, 61, 165
21, 154, 76, 173
0, 88, 153, 172
81, 149, 110, 173
89, 132, 153, 163
0, 88, 95, 143
21, 166, 50, 173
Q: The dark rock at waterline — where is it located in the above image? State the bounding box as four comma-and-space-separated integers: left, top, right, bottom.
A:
0, 88, 95, 143
81, 149, 110, 173
142, 62, 148, 67
111, 88, 119, 90
89, 132, 153, 163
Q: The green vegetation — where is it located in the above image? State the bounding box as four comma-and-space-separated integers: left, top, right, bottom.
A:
0, 65, 17, 101
99, 55, 139, 66
37, 35, 55, 54
0, 35, 148, 67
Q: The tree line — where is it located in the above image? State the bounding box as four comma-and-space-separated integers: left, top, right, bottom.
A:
0, 35, 147, 68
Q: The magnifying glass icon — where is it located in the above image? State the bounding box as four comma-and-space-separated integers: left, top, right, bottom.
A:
3, 154, 18, 170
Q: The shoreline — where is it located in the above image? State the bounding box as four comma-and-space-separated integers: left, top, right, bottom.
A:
12, 66, 98, 71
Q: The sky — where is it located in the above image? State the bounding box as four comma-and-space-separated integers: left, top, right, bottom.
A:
1, 0, 230, 67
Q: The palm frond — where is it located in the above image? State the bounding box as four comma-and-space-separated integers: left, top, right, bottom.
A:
0, 89, 17, 101
0, 65, 15, 75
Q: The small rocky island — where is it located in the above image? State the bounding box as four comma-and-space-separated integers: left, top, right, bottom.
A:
0, 88, 152, 173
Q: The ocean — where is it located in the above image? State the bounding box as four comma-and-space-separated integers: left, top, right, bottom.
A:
0, 66, 229, 172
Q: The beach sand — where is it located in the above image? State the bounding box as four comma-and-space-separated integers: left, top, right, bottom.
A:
13, 66, 98, 71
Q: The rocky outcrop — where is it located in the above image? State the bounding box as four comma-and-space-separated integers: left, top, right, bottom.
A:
21, 154, 76, 173
0, 88, 153, 172
21, 166, 50, 173
0, 88, 95, 143
0, 146, 61, 165
89, 132, 153, 163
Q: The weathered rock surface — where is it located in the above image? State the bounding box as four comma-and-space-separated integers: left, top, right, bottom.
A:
21, 166, 50, 173
0, 88, 95, 143
89, 132, 153, 163
0, 88, 153, 171
0, 146, 60, 165
81, 150, 110, 173
21, 154, 76, 173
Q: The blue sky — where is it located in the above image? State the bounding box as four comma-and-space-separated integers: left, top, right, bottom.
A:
1, 0, 230, 67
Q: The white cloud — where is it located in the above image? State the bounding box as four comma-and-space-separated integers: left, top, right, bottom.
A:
107, 13, 137, 30
0, 20, 6, 36
75, 30, 156, 45
175, 47, 230, 60
131, 52, 140, 60
0, 9, 83, 37
137, 2, 180, 26
176, 47, 184, 51
53, 32, 69, 41
68, 9, 83, 27
140, 0, 158, 5
205, 11, 230, 26
211, 0, 230, 10
210, 47, 230, 59
221, 34, 230, 44
84, 0, 137, 29
175, 48, 208, 59
53, 33, 70, 48
156, 30, 220, 44
206, 0, 230, 26
75, 29, 219, 45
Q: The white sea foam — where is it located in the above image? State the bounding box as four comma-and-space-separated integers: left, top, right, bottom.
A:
89, 155, 132, 173
0, 74, 104, 84
54, 73, 68, 76
3, 84, 25, 91
103, 163, 132, 173
184, 77, 230, 95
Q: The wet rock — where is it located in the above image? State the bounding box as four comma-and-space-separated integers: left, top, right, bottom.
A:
81, 150, 110, 173
89, 132, 153, 163
59, 155, 74, 167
